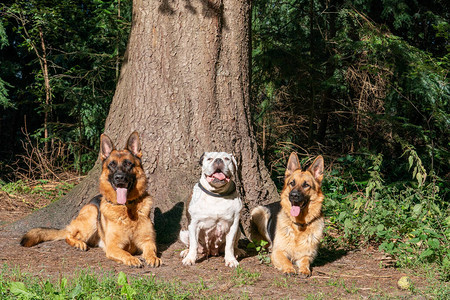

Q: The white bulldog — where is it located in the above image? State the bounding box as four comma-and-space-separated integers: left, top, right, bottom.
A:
180, 152, 243, 267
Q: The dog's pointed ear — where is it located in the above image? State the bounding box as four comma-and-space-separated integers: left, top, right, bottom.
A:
126, 131, 142, 158
100, 134, 114, 160
308, 155, 324, 185
199, 152, 206, 166
285, 152, 301, 178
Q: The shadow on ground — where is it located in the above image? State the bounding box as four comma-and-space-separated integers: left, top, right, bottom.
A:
313, 247, 348, 267
154, 201, 184, 250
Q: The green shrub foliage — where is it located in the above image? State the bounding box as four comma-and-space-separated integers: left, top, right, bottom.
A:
0, 0, 132, 173
324, 150, 449, 281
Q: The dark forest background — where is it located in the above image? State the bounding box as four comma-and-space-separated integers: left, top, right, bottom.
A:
0, 0, 448, 280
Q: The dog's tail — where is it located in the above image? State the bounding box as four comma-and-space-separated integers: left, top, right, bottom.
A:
20, 227, 68, 247
250, 206, 272, 247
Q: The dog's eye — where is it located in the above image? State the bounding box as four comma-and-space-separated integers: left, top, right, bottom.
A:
290, 180, 295, 187
122, 160, 134, 169
207, 158, 213, 161
302, 182, 310, 188
108, 161, 117, 170
224, 157, 230, 161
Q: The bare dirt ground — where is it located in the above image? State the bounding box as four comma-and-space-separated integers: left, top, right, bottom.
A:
0, 191, 435, 299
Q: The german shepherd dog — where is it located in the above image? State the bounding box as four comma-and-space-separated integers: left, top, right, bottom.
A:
250, 153, 324, 277
21, 132, 161, 268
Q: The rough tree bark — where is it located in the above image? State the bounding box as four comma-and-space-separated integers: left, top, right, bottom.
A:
8, 0, 278, 242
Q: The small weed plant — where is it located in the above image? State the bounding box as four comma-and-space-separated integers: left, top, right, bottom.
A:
247, 239, 271, 264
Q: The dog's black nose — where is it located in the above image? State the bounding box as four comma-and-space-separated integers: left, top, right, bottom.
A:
114, 173, 126, 182
289, 190, 301, 201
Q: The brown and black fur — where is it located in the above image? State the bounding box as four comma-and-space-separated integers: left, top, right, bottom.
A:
21, 132, 161, 268
250, 153, 324, 277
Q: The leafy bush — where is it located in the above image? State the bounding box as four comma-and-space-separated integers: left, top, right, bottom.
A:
324, 149, 449, 281
0, 0, 132, 175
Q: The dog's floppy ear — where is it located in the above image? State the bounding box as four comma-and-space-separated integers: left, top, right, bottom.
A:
231, 154, 238, 176
126, 131, 142, 158
199, 152, 206, 166
100, 134, 115, 160
308, 155, 324, 185
285, 152, 301, 178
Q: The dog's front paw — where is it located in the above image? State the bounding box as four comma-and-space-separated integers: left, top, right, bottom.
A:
298, 271, 311, 278
124, 256, 144, 268
73, 240, 88, 251
282, 268, 297, 276
298, 268, 311, 278
144, 255, 161, 267
66, 237, 88, 251
182, 255, 196, 266
225, 256, 239, 268
180, 249, 189, 258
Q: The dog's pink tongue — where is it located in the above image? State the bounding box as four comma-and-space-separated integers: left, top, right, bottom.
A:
116, 188, 128, 205
213, 172, 226, 181
290, 205, 300, 217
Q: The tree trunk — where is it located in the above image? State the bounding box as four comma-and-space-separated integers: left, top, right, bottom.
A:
8, 0, 278, 243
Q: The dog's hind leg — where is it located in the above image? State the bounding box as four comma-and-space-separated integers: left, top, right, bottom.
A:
224, 215, 240, 267
179, 230, 189, 246
179, 230, 190, 258
232, 227, 246, 258
182, 220, 200, 265
64, 203, 99, 251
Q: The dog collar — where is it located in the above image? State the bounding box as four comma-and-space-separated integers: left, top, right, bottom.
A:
292, 214, 321, 228
103, 197, 137, 206
293, 221, 307, 227
198, 182, 236, 197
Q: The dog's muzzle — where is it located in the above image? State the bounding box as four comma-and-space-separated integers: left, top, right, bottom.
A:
213, 158, 225, 169
206, 158, 230, 184
289, 190, 308, 217
112, 171, 135, 189
289, 190, 305, 204
110, 171, 136, 205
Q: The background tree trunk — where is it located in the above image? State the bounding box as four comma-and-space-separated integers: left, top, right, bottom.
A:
8, 0, 278, 242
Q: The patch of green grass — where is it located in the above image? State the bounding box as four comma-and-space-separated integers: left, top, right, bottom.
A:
305, 293, 325, 300
0, 179, 74, 202
0, 265, 215, 299
232, 266, 261, 286
326, 278, 344, 287
406, 265, 450, 299
272, 276, 288, 288
325, 278, 358, 294
344, 281, 359, 294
